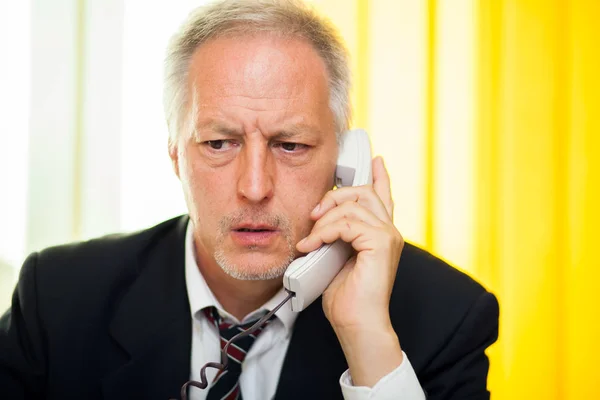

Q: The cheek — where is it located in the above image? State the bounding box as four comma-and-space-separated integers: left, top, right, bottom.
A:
181, 153, 232, 220
194, 176, 232, 211
279, 165, 334, 234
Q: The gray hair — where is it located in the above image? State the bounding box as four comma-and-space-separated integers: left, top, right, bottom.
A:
163, 0, 352, 147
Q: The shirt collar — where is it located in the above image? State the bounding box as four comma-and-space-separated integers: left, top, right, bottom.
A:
184, 221, 298, 337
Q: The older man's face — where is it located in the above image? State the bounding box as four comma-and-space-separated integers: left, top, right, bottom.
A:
171, 34, 338, 280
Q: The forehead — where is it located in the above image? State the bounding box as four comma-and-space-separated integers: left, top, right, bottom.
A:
188, 33, 330, 104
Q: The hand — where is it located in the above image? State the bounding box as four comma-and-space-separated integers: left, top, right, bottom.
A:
296, 156, 405, 387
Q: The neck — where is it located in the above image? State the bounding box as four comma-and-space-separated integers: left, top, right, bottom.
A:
203, 267, 282, 321
194, 243, 283, 321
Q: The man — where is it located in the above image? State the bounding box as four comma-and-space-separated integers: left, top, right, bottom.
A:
0, 0, 499, 399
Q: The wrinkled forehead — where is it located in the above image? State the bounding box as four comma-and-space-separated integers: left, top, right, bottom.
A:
188, 33, 329, 96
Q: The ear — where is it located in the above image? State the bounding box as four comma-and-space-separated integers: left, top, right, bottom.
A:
168, 137, 180, 179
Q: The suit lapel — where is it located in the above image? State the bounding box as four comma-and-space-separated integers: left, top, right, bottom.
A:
274, 298, 348, 400
102, 216, 192, 400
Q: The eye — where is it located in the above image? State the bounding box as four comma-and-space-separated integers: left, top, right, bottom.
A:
276, 142, 307, 152
204, 140, 234, 150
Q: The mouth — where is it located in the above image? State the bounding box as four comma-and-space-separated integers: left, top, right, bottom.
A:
230, 225, 279, 246
232, 224, 278, 232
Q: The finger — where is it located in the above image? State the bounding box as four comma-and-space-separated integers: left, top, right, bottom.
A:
311, 200, 385, 234
296, 217, 387, 253
311, 185, 390, 223
372, 156, 394, 218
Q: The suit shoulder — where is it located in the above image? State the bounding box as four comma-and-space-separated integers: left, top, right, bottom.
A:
15, 216, 187, 331
391, 243, 498, 364
397, 243, 489, 301
22, 216, 186, 308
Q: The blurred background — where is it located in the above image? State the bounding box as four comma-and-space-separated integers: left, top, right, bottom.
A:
0, 0, 598, 398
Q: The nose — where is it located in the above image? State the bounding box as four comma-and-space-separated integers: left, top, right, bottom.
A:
236, 139, 274, 204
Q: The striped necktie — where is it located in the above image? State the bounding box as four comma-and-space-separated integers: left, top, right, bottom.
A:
202, 306, 275, 400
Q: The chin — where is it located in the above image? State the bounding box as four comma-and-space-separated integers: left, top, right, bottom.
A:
213, 250, 295, 281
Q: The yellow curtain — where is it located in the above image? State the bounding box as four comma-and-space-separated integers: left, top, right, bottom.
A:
309, 0, 600, 398
476, 1, 600, 398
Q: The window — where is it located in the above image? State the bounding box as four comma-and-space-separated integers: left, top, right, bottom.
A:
0, 0, 31, 308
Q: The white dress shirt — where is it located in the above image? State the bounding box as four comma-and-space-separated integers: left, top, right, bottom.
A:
184, 222, 425, 399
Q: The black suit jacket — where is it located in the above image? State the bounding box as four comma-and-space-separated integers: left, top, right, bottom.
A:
0, 216, 499, 399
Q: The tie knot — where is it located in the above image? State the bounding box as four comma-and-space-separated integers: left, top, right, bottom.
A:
202, 306, 276, 365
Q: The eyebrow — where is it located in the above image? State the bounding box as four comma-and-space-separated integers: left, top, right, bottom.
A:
196, 120, 322, 140
199, 121, 242, 136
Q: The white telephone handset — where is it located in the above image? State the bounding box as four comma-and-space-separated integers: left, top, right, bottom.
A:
283, 129, 373, 312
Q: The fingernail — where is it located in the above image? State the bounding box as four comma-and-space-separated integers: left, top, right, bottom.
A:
312, 203, 321, 214
298, 238, 307, 246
